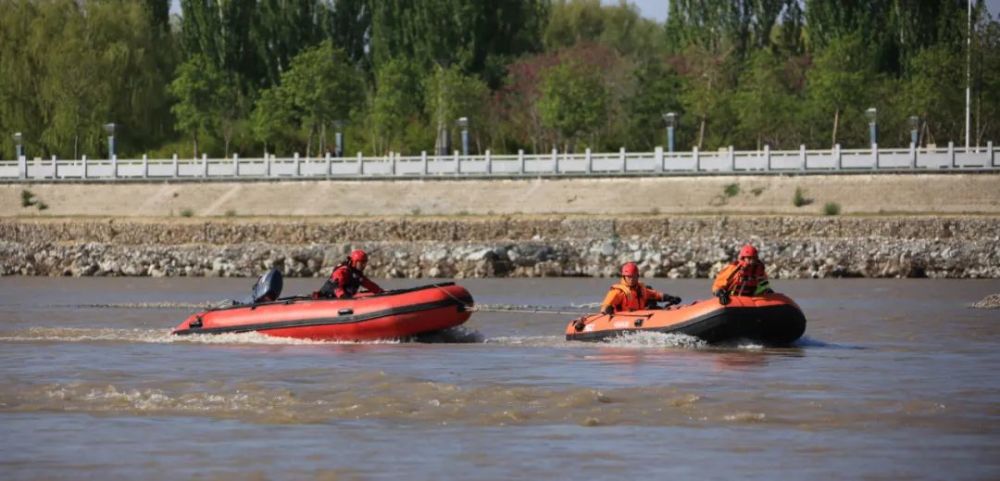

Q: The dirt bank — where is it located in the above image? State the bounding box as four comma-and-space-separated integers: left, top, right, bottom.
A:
3, 173, 999, 217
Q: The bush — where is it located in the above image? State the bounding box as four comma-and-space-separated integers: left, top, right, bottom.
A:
723, 183, 740, 197
180, 209, 194, 217
823, 202, 841, 215
792, 187, 812, 207
225, 209, 236, 217
750, 186, 765, 197
21, 190, 35, 207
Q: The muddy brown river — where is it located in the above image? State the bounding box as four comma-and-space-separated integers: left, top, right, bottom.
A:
1, 277, 997, 480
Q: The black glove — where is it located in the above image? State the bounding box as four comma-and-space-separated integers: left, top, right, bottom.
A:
601, 305, 614, 315
715, 290, 730, 306
664, 295, 682, 305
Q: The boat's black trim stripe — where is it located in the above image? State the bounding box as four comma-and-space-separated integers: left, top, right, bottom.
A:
174, 295, 471, 336
204, 282, 458, 313
566, 304, 804, 343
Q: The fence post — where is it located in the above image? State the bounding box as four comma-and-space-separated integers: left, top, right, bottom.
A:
422, 151, 428, 175
655, 146, 664, 173
693, 147, 700, 172
764, 145, 771, 171
202, 153, 209, 177
834, 144, 841, 170
143, 154, 149, 178
358, 152, 364, 175
585, 148, 592, 174
948, 141, 955, 168
872, 143, 879, 169
82, 155, 88, 179
391, 152, 397, 176
485, 149, 492, 174
518, 149, 525, 174
552, 148, 559, 173
111, 154, 118, 179
800, 144, 807, 171
454, 150, 461, 174
909, 142, 917, 169
172, 154, 179, 178
53, 155, 59, 179
729, 146, 736, 172
18, 155, 26, 180
326, 152, 332, 178
989, 141, 995, 167
294, 152, 300, 176
619, 147, 627, 173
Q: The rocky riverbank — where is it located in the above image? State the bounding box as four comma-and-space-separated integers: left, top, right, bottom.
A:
1, 216, 998, 278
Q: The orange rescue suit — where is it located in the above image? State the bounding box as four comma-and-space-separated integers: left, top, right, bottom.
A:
712, 261, 768, 296
600, 281, 665, 313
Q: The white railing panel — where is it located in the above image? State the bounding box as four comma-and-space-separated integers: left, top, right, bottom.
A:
625, 156, 658, 172
590, 156, 622, 172
955, 151, 987, 168
918, 151, 950, 169
523, 157, 556, 173
839, 151, 875, 169
877, 150, 912, 169
663, 153, 696, 171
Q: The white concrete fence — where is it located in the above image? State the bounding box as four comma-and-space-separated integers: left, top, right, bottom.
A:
1, 142, 996, 181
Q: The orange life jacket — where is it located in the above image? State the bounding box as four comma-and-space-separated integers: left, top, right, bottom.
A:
713, 261, 767, 296
605, 281, 659, 312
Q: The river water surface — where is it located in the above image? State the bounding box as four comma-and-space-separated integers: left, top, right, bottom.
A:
1, 277, 998, 480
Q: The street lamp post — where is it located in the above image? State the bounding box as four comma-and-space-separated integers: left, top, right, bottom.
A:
13, 132, 23, 159
104, 123, 116, 159
908, 116, 920, 147
662, 112, 677, 153
865, 108, 878, 147
334, 120, 344, 157
457, 117, 469, 156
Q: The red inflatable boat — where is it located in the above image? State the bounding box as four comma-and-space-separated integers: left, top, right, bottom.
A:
173, 283, 473, 341
566, 292, 806, 345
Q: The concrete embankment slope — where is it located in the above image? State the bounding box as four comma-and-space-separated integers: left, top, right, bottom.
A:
2, 216, 998, 278
3, 173, 999, 216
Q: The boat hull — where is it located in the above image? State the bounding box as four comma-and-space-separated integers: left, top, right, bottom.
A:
566, 293, 806, 345
173, 283, 473, 341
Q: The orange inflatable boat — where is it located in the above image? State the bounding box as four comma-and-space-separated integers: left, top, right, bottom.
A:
565, 292, 806, 344
173, 282, 473, 341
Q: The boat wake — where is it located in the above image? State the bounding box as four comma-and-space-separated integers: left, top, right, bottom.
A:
0, 327, 394, 345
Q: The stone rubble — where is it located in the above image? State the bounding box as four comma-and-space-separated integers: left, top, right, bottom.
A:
1, 217, 997, 279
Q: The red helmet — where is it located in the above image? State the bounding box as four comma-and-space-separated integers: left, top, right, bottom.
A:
739, 244, 758, 259
349, 249, 368, 264
621, 262, 639, 277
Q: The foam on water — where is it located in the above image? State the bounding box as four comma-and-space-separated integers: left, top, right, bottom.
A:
0, 327, 399, 345
600, 331, 708, 349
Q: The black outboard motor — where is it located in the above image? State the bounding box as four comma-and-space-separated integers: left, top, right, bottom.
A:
246, 269, 283, 304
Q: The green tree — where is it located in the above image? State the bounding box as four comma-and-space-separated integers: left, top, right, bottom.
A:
537, 61, 609, 151
733, 51, 797, 149
169, 55, 238, 157
251, 41, 363, 156
371, 58, 424, 154
370, 0, 547, 87
623, 59, 683, 151
678, 44, 737, 149
898, 45, 964, 147
250, 86, 293, 155
35, 4, 110, 159
804, 33, 879, 147
424, 64, 489, 154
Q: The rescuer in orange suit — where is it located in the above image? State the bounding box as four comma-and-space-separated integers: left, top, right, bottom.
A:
314, 249, 384, 299
599, 262, 681, 314
711, 244, 772, 305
